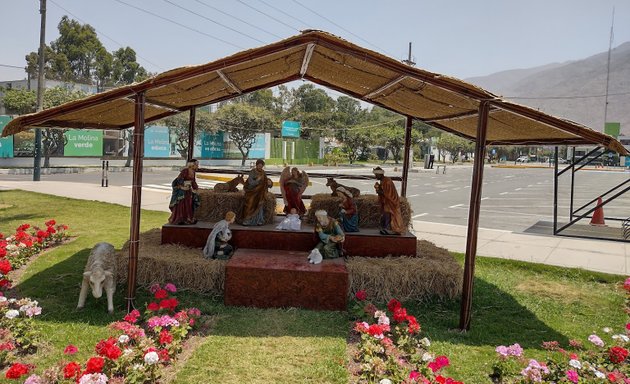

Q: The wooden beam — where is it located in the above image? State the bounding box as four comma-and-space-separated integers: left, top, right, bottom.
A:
401, 116, 413, 197
459, 100, 490, 331
143, 97, 183, 111
217, 69, 242, 94
300, 43, 316, 76
127, 91, 145, 313
187, 108, 196, 162
363, 76, 406, 99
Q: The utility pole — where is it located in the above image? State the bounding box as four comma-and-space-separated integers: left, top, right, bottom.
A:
603, 6, 615, 127
33, 0, 46, 181
402, 42, 415, 67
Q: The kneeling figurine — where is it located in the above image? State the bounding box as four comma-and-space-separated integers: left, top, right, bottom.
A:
313, 209, 345, 259
276, 208, 302, 231
203, 211, 236, 260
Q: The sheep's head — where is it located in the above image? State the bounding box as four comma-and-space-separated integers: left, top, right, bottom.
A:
84, 268, 113, 298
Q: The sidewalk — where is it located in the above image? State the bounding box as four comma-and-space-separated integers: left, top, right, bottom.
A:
1, 180, 627, 276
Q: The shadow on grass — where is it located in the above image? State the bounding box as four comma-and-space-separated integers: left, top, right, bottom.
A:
407, 277, 570, 349
0, 213, 39, 223
15, 248, 132, 326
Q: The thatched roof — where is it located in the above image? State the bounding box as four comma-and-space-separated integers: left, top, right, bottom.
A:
2, 30, 626, 154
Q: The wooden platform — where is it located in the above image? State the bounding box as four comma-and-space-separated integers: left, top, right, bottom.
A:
161, 217, 417, 257
224, 249, 348, 311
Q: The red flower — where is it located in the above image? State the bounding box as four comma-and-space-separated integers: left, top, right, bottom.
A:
609, 346, 629, 363
0, 260, 11, 275
147, 302, 159, 311
626, 322, 630, 331
0, 248, 6, 258
159, 329, 173, 345
5, 362, 30, 379
124, 309, 141, 323
64, 344, 78, 355
36, 230, 48, 238
355, 290, 367, 301
409, 370, 420, 381
0, 279, 12, 289
154, 289, 168, 299
45, 219, 56, 227
393, 307, 407, 323
387, 298, 401, 312
367, 324, 385, 338
85, 356, 105, 373
46, 226, 56, 234
0, 233, 3, 239
95, 337, 122, 360
428, 355, 450, 372
407, 316, 421, 334
160, 298, 178, 311
16, 224, 30, 232
63, 361, 81, 379
158, 348, 170, 362
0, 342, 15, 351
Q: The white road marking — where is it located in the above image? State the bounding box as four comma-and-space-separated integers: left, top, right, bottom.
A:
407, 194, 419, 197
452, 187, 460, 190
425, 191, 434, 195
481, 197, 489, 200
412, 213, 428, 218
440, 189, 448, 192
500, 192, 509, 195
514, 188, 522, 191
449, 203, 463, 208
464, 186, 470, 189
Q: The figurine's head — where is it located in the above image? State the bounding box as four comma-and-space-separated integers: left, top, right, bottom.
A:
372, 166, 385, 180
187, 159, 199, 170
225, 211, 236, 224
315, 209, 329, 226
290, 208, 298, 215
291, 167, 299, 178
255, 159, 265, 170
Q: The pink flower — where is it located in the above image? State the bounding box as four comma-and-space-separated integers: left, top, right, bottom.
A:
624, 277, 630, 291
409, 371, 420, 381
355, 290, 367, 301
566, 369, 579, 383
64, 344, 78, 355
164, 283, 177, 293
588, 334, 604, 347
149, 283, 161, 294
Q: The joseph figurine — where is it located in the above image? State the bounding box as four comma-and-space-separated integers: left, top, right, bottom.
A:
373, 166, 405, 235
241, 159, 273, 226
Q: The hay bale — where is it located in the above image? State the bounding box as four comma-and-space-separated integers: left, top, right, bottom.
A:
194, 189, 276, 224
117, 229, 225, 296
306, 193, 412, 229
346, 245, 463, 303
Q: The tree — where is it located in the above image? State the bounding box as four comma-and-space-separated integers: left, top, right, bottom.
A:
435, 134, 473, 163
285, 84, 335, 139
2, 86, 87, 167
342, 126, 374, 164
111, 47, 149, 86
377, 125, 423, 164
161, 109, 214, 158
215, 103, 275, 165
333, 96, 366, 142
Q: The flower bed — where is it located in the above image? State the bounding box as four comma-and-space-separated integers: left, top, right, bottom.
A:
350, 291, 462, 383
7, 283, 202, 383
490, 277, 630, 383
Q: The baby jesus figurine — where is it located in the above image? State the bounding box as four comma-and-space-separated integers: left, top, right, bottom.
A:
276, 208, 302, 231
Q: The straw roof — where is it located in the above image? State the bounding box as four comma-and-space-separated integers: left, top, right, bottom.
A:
2, 30, 626, 154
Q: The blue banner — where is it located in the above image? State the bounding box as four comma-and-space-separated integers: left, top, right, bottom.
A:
201, 131, 224, 158
249, 133, 266, 158
144, 126, 171, 158
0, 116, 13, 158
281, 120, 301, 138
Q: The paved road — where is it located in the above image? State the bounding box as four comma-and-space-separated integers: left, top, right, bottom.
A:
4, 165, 629, 233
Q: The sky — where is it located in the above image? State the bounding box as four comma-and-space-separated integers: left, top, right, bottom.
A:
1, 0, 629, 85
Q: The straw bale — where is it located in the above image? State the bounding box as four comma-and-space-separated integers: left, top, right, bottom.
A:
194, 189, 276, 224
347, 240, 463, 303
306, 193, 411, 229
117, 229, 225, 296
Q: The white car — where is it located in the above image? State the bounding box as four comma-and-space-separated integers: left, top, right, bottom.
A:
515, 156, 529, 163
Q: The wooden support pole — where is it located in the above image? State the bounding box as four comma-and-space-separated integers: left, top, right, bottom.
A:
126, 92, 145, 313
187, 108, 196, 161
401, 116, 413, 197
459, 100, 489, 330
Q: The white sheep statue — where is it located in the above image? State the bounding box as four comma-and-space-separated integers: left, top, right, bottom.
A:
77, 242, 117, 313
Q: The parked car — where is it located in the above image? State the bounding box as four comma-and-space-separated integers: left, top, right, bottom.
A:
515, 156, 529, 163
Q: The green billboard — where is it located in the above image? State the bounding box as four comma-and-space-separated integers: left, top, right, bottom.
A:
64, 130, 103, 156
0, 116, 13, 158
604, 122, 620, 138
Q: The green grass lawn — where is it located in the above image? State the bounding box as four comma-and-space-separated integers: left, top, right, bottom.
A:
0, 190, 625, 383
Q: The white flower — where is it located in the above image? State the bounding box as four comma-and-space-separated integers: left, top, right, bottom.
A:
374, 310, 386, 319
377, 314, 390, 326
123, 348, 134, 356
18, 242, 26, 248
5, 309, 19, 319
118, 335, 130, 344
422, 352, 434, 362
0, 297, 7, 303
25, 306, 42, 318
132, 363, 143, 370
595, 370, 606, 379
569, 359, 582, 369
612, 334, 630, 342
8, 298, 16, 304
144, 351, 159, 365
78, 373, 109, 384
420, 337, 431, 347
603, 327, 612, 333
379, 379, 392, 384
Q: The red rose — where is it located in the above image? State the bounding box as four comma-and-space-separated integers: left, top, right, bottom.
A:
154, 289, 168, 299
387, 298, 401, 312
85, 356, 105, 373
5, 362, 30, 379
63, 361, 81, 379
355, 290, 367, 301
147, 302, 159, 311
45, 219, 56, 227
609, 346, 628, 363
0, 260, 11, 275
159, 329, 173, 345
